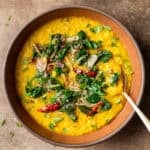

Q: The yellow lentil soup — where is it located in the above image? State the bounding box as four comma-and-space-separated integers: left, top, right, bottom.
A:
16, 17, 133, 136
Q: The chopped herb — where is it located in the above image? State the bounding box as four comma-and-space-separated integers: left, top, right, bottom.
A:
50, 96, 57, 104
85, 40, 102, 49
55, 67, 63, 76
91, 124, 97, 129
61, 103, 77, 121
103, 25, 112, 31
115, 99, 122, 104
49, 123, 55, 129
8, 16, 12, 21
63, 127, 68, 133
111, 42, 117, 47
110, 73, 120, 85
10, 131, 14, 138
105, 118, 111, 124
86, 23, 91, 28
49, 116, 64, 129
98, 50, 112, 63
51, 34, 61, 46
69, 112, 77, 121
111, 36, 119, 47
90, 25, 103, 33
87, 94, 101, 103
16, 122, 22, 127
55, 47, 69, 61
90, 25, 112, 33
79, 105, 91, 114
22, 57, 31, 65
0, 119, 6, 127
101, 99, 112, 111
75, 49, 88, 65
25, 85, 45, 98
77, 30, 86, 40
42, 95, 47, 100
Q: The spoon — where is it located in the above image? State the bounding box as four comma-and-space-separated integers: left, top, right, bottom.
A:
123, 92, 150, 132
122, 70, 150, 132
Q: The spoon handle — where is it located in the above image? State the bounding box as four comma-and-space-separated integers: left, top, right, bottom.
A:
123, 92, 150, 132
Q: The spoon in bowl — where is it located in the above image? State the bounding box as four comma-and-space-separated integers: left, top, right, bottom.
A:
122, 71, 150, 132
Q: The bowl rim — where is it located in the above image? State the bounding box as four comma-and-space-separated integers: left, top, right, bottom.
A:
3, 5, 145, 148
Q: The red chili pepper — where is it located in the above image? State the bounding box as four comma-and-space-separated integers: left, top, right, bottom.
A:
73, 68, 97, 77
88, 101, 104, 115
86, 71, 97, 77
38, 102, 60, 113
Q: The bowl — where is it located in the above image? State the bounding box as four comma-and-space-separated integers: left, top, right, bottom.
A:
3, 6, 145, 147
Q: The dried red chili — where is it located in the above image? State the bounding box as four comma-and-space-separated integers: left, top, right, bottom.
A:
38, 102, 60, 113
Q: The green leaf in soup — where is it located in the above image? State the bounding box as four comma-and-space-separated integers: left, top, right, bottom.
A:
77, 30, 86, 40
110, 73, 120, 86
51, 34, 61, 45
79, 105, 91, 114
90, 25, 103, 33
49, 123, 55, 129
103, 25, 112, 31
98, 50, 112, 63
54, 66, 63, 76
49, 116, 64, 129
76, 55, 88, 65
101, 99, 112, 111
22, 57, 31, 65
86, 23, 91, 28
75, 49, 87, 60
55, 47, 69, 61
69, 112, 77, 121
60, 103, 75, 113
42, 44, 53, 56
91, 41, 102, 49
87, 93, 101, 103
60, 103, 77, 121
49, 96, 57, 104
84, 40, 102, 49
25, 85, 45, 98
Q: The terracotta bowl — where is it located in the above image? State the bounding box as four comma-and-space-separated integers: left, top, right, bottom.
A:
3, 6, 145, 147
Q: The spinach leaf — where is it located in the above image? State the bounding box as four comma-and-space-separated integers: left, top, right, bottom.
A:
61, 103, 77, 121
84, 40, 102, 49
77, 30, 86, 40
110, 73, 120, 85
55, 47, 69, 61
42, 44, 53, 56
90, 25, 112, 33
69, 112, 77, 121
75, 49, 88, 65
59, 89, 79, 105
87, 93, 101, 103
51, 34, 61, 46
101, 99, 112, 111
25, 85, 45, 98
98, 50, 112, 62
75, 49, 87, 60
54, 66, 63, 76
79, 105, 91, 114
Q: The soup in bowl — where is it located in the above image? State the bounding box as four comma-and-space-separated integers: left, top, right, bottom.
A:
4, 7, 144, 147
